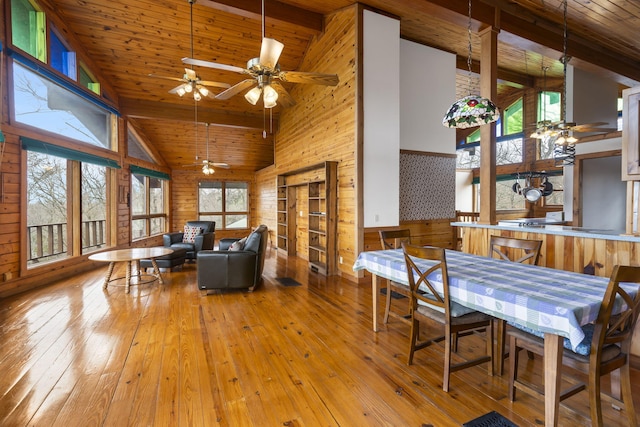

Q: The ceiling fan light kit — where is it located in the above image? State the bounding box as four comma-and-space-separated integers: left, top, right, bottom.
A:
181, 0, 338, 110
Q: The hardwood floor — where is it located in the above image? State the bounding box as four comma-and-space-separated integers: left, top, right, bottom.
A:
1, 250, 638, 426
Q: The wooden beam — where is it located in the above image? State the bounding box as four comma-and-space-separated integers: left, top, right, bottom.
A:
119, 98, 270, 129
197, 0, 324, 32
479, 26, 499, 225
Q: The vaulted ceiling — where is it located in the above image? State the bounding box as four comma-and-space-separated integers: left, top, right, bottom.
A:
44, 0, 640, 171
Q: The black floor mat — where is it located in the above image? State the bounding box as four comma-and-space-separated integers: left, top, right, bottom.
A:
380, 287, 406, 299
276, 277, 302, 287
463, 411, 518, 427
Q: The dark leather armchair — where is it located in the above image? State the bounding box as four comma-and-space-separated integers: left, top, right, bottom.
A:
197, 225, 268, 292
163, 220, 215, 261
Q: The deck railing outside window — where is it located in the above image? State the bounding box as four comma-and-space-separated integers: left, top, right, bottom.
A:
27, 220, 106, 264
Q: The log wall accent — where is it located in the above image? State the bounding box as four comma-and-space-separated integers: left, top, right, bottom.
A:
255, 6, 359, 279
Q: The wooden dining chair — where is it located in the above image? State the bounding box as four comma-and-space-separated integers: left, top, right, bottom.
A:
507, 265, 640, 426
402, 242, 494, 392
379, 229, 412, 325
489, 235, 542, 265
489, 235, 543, 373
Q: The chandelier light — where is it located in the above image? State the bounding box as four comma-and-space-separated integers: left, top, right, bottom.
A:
442, 0, 499, 129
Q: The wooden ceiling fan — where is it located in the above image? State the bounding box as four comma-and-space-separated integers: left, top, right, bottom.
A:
183, 122, 230, 174
182, 0, 338, 108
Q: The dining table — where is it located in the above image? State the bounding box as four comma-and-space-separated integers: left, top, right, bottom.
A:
353, 248, 639, 427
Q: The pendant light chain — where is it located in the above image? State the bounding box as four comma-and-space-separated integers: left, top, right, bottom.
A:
189, 0, 195, 69
466, 0, 473, 96
194, 97, 199, 160
561, 0, 569, 127
261, 0, 265, 39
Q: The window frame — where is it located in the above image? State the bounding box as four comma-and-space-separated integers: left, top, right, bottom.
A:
198, 181, 250, 231
130, 173, 168, 241
24, 147, 115, 268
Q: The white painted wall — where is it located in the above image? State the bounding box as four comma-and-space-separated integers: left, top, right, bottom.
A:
562, 66, 621, 222
400, 39, 456, 153
582, 156, 626, 232
455, 170, 474, 211
363, 10, 400, 227
573, 67, 618, 129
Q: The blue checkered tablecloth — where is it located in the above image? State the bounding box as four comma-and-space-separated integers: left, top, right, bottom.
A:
353, 249, 639, 351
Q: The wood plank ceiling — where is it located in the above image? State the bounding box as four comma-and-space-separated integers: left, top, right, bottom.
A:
44, 0, 640, 171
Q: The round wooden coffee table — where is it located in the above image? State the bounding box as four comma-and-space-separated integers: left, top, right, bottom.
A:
89, 247, 174, 293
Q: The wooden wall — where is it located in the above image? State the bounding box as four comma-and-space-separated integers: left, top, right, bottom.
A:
363, 219, 456, 252
170, 168, 259, 242
255, 6, 359, 279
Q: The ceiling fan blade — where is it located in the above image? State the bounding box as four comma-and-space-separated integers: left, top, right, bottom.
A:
215, 79, 256, 100
148, 73, 185, 83
259, 38, 285, 69
572, 127, 618, 134
270, 81, 296, 108
211, 162, 230, 169
184, 68, 197, 80
182, 57, 246, 74
198, 80, 231, 89
278, 70, 339, 86
571, 122, 616, 132
168, 83, 188, 94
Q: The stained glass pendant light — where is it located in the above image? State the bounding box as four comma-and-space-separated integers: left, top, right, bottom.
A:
443, 0, 499, 129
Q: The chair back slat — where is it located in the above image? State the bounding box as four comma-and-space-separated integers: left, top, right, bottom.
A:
379, 229, 411, 250
489, 236, 542, 265
402, 243, 449, 313
595, 265, 640, 352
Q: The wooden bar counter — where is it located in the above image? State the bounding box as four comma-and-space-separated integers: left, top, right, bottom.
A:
453, 221, 640, 360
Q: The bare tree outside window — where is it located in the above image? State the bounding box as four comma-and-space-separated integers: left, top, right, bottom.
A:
199, 181, 249, 230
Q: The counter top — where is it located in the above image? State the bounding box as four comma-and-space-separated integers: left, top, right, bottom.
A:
451, 221, 640, 242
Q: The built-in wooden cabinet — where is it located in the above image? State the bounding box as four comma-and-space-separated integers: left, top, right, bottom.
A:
277, 162, 338, 275
276, 176, 297, 256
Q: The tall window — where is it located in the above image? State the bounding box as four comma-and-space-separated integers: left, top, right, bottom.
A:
81, 163, 107, 254
26, 151, 67, 265
131, 173, 167, 240
25, 149, 111, 267
199, 181, 249, 230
